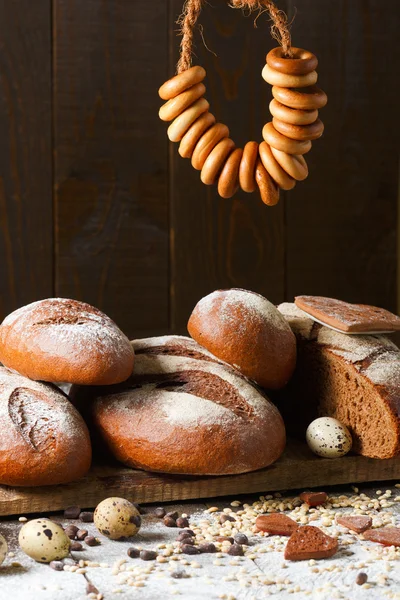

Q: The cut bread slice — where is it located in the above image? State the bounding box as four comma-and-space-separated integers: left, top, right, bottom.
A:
277, 303, 400, 459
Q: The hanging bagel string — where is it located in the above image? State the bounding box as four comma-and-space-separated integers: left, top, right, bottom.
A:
158, 0, 327, 205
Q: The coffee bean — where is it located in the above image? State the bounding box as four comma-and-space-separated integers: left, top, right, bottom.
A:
163, 516, 177, 527
79, 511, 94, 523
86, 583, 99, 595
180, 537, 195, 546
85, 536, 100, 547
49, 560, 64, 571
216, 536, 234, 544
219, 514, 235, 524
176, 517, 190, 528
140, 550, 157, 561
177, 531, 194, 542
70, 542, 83, 551
228, 544, 244, 556
64, 505, 81, 519
234, 533, 248, 545
171, 569, 187, 579
64, 525, 79, 540
356, 572, 368, 586
199, 543, 216, 553
76, 529, 88, 541
166, 511, 179, 520
181, 544, 201, 555
127, 547, 141, 558
154, 507, 166, 518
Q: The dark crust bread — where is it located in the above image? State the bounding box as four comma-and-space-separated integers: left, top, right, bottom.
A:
0, 367, 91, 486
187, 289, 297, 390
284, 526, 338, 561
295, 296, 400, 333
0, 298, 134, 385
277, 303, 400, 459
74, 335, 286, 476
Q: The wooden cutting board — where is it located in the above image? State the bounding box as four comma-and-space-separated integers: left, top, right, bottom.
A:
0, 439, 399, 516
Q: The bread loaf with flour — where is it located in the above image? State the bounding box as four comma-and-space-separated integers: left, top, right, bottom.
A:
75, 335, 286, 475
0, 367, 91, 486
277, 303, 400, 459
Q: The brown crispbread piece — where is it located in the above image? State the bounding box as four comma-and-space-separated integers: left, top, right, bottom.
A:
299, 491, 327, 507
295, 296, 400, 333
255, 514, 298, 536
284, 525, 338, 561
363, 527, 400, 547
336, 515, 372, 533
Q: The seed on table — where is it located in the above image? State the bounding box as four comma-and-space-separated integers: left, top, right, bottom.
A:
181, 544, 201, 555
177, 529, 195, 541
180, 537, 195, 546
199, 543, 216, 553
140, 550, 158, 561
228, 544, 244, 556
65, 525, 79, 539
216, 536, 234, 544
49, 560, 64, 571
234, 534, 248, 545
166, 511, 179, 520
127, 547, 141, 559
76, 529, 89, 541
64, 505, 81, 519
171, 569, 187, 579
164, 516, 177, 527
80, 511, 94, 523
176, 517, 190, 528
154, 507, 166, 518
70, 542, 83, 551
18, 517, 28, 523
356, 573, 368, 585
63, 558, 78, 566
85, 536, 101, 547
220, 514, 236, 524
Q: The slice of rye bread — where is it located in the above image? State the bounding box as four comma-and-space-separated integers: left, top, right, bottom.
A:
284, 525, 338, 561
72, 335, 286, 475
275, 303, 400, 459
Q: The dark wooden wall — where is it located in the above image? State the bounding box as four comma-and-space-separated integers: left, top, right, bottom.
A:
0, 0, 398, 338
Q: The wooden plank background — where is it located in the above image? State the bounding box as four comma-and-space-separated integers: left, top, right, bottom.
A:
0, 0, 398, 338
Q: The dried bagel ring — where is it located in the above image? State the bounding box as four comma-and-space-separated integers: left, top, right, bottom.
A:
269, 99, 318, 126
262, 64, 318, 88
192, 123, 230, 170
270, 148, 309, 181
179, 112, 216, 158
263, 122, 312, 155
218, 148, 243, 198
272, 85, 328, 110
273, 117, 324, 141
168, 98, 210, 142
255, 159, 280, 206
201, 138, 236, 185
259, 142, 296, 190
239, 141, 259, 193
159, 66, 206, 100
267, 47, 318, 75
159, 82, 206, 121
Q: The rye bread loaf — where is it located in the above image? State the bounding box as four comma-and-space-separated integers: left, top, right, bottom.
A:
74, 335, 286, 475
188, 289, 297, 390
0, 298, 134, 385
277, 303, 400, 459
0, 367, 91, 486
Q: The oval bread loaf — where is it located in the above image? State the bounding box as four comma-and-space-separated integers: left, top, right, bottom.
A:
75, 335, 286, 475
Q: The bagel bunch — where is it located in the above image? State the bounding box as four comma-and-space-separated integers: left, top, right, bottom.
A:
158, 46, 327, 206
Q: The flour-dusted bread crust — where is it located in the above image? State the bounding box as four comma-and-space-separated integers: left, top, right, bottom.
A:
0, 367, 91, 486
278, 303, 400, 459
187, 289, 297, 390
0, 298, 134, 385
75, 335, 286, 475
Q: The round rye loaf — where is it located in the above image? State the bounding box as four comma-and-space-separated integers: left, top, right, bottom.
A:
74, 335, 286, 475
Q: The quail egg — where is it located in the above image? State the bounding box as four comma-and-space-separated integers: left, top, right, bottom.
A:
306, 417, 352, 458
19, 518, 71, 563
94, 497, 141, 540
0, 534, 7, 565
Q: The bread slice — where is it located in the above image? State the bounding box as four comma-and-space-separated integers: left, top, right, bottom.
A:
277, 303, 400, 459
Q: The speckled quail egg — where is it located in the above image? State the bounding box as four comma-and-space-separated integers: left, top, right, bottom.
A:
306, 417, 352, 458
19, 518, 71, 563
0, 533, 8, 565
94, 497, 141, 540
